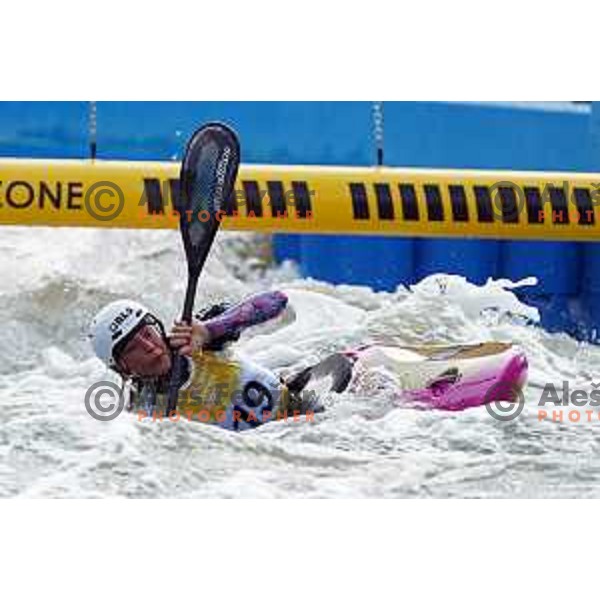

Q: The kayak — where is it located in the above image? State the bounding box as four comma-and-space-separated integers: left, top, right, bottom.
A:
287, 342, 528, 411
190, 291, 528, 412
128, 341, 528, 426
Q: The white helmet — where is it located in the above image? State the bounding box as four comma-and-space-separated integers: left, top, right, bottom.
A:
89, 299, 155, 369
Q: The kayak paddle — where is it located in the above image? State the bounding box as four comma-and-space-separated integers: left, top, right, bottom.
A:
165, 123, 241, 417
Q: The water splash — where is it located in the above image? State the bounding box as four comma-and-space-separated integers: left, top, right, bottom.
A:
1, 227, 600, 498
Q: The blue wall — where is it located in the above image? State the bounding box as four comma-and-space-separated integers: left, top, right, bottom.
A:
0, 101, 374, 164
1, 101, 589, 166
0, 101, 596, 340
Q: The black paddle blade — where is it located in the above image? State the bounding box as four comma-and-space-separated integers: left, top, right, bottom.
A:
178, 122, 240, 279
166, 123, 240, 417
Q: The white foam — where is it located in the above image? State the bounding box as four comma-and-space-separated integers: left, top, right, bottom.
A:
1, 227, 599, 498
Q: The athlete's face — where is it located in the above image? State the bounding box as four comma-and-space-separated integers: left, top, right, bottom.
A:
117, 324, 171, 377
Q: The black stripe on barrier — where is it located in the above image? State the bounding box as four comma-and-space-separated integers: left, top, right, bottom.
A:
223, 185, 238, 215
574, 188, 595, 226
498, 186, 519, 223
524, 187, 543, 224
267, 181, 287, 217
424, 185, 444, 221
350, 183, 369, 220
398, 184, 419, 221
242, 181, 263, 217
548, 187, 569, 225
169, 179, 181, 213
143, 179, 165, 214
374, 183, 394, 220
474, 186, 494, 223
449, 185, 469, 222
292, 181, 312, 218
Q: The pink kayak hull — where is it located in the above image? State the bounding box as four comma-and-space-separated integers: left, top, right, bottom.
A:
349, 343, 528, 411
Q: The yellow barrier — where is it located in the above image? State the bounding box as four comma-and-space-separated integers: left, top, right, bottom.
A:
1, 158, 600, 241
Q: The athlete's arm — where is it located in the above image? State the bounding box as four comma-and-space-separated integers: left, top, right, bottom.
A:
169, 291, 289, 355
201, 290, 288, 342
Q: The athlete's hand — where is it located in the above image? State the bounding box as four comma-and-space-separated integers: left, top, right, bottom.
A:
169, 320, 211, 356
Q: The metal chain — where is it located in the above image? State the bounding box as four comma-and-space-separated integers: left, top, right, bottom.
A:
372, 101, 384, 166
89, 101, 97, 160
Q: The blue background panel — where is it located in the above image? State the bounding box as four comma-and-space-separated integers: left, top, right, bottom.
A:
0, 101, 597, 341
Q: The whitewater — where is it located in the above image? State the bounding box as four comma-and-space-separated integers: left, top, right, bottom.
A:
2, 226, 600, 498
